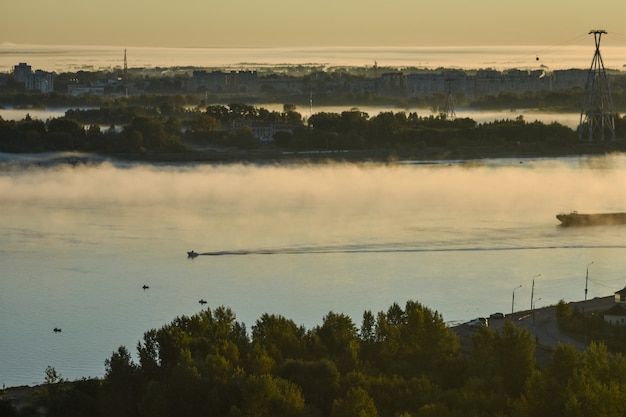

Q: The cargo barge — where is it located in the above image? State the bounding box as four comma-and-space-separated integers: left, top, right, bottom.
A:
556, 211, 626, 226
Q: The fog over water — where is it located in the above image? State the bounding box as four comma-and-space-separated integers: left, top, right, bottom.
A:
3, 154, 625, 217
2, 154, 626, 387
2, 43, 625, 73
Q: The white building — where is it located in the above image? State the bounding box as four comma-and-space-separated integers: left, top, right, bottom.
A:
13, 63, 54, 93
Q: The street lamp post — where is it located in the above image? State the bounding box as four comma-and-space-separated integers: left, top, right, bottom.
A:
512, 285, 522, 316
585, 262, 594, 304
530, 273, 541, 311
532, 297, 542, 332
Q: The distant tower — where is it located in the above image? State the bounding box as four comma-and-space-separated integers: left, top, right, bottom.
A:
443, 78, 456, 120
123, 49, 128, 84
578, 30, 615, 141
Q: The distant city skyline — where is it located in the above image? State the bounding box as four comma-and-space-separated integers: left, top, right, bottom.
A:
2, 0, 626, 48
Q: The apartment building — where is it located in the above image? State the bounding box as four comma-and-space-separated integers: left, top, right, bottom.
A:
13, 63, 55, 93
188, 70, 259, 94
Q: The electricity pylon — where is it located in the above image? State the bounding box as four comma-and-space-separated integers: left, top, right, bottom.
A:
443, 78, 456, 120
578, 30, 615, 141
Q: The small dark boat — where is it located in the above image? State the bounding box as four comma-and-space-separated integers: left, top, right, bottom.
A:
53, 327, 62, 333
199, 299, 207, 305
557, 211, 626, 227
142, 285, 149, 290
187, 250, 199, 258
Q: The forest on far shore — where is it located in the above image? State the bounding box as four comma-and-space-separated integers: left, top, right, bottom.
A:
2, 101, 626, 160
2, 300, 626, 417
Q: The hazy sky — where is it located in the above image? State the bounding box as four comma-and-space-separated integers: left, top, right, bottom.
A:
2, 0, 625, 48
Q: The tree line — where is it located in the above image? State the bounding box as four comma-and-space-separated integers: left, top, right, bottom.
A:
5, 102, 620, 157
3, 300, 626, 417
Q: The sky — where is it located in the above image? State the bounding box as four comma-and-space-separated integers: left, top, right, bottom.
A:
2, 0, 626, 48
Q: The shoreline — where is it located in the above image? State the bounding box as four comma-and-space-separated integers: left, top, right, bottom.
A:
112, 141, 626, 165
2, 296, 617, 394
454, 295, 616, 366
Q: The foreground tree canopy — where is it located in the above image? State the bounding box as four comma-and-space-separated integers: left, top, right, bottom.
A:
5, 300, 626, 417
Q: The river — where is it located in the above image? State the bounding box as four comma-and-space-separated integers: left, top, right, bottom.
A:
2, 153, 626, 388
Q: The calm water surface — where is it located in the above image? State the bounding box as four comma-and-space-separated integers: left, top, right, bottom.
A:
2, 153, 626, 387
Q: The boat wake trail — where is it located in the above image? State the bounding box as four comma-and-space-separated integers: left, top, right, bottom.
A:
187, 243, 626, 258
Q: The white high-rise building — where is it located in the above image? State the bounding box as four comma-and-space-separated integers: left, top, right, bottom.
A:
13, 63, 54, 93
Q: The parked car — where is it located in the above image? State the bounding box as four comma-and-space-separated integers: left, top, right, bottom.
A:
466, 317, 488, 327
489, 312, 505, 320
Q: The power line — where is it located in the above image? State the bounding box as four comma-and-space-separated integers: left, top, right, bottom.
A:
498, 32, 590, 67
589, 279, 623, 290
607, 31, 626, 45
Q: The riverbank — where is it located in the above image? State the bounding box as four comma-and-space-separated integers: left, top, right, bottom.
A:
114, 140, 626, 165
3, 295, 617, 394
453, 295, 617, 366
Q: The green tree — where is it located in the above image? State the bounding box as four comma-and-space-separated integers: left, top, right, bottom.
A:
278, 359, 340, 416
190, 114, 220, 135
516, 342, 581, 416
340, 109, 369, 134
124, 117, 167, 150
247, 342, 276, 375
529, 342, 626, 417
331, 387, 378, 417
229, 103, 258, 120
121, 129, 144, 152
164, 116, 182, 136
360, 310, 376, 343
44, 365, 62, 385
101, 346, 142, 417
46, 118, 85, 150
315, 312, 360, 372
308, 112, 341, 132
205, 105, 230, 122
251, 313, 304, 366
273, 130, 293, 148
556, 299, 572, 321
471, 321, 536, 395
238, 375, 307, 417
284, 110, 303, 125
230, 126, 258, 149
371, 301, 459, 378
